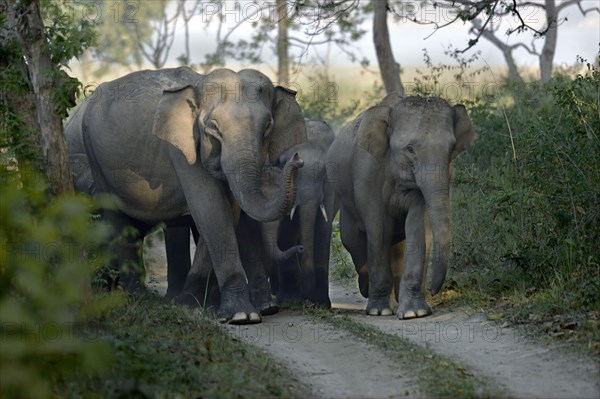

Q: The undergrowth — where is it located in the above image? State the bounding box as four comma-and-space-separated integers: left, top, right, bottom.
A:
449, 58, 600, 349
56, 293, 304, 398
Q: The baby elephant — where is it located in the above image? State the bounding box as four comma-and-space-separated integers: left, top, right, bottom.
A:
326, 94, 476, 319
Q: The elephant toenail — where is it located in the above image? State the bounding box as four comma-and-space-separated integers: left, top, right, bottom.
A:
381, 308, 393, 316
249, 312, 261, 323
230, 312, 248, 323
404, 310, 417, 319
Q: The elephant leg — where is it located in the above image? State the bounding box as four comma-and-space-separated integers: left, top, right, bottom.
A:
313, 212, 333, 308
164, 225, 192, 299
364, 245, 394, 315
237, 213, 279, 316
364, 217, 394, 316
177, 234, 220, 310
339, 206, 368, 297
170, 149, 260, 324
299, 203, 318, 302
104, 210, 148, 293
275, 215, 302, 304
397, 203, 431, 319
390, 241, 405, 310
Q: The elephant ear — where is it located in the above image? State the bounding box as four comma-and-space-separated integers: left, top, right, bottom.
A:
152, 86, 198, 165
355, 105, 392, 162
270, 86, 307, 163
451, 104, 477, 160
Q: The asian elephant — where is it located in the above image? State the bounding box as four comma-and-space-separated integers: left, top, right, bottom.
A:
168, 120, 336, 311
64, 67, 306, 324
263, 119, 336, 307
326, 94, 476, 319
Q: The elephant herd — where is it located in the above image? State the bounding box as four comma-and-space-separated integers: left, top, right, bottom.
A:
65, 67, 476, 325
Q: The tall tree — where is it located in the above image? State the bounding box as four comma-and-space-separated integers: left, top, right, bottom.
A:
276, 0, 290, 84
87, 0, 178, 75
133, 0, 181, 68
6, 0, 71, 194
413, 0, 599, 82
1, 0, 94, 194
177, 0, 202, 65
201, 0, 367, 83
373, 0, 404, 95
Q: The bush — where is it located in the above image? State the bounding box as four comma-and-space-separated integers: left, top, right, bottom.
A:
451, 60, 600, 313
0, 168, 116, 397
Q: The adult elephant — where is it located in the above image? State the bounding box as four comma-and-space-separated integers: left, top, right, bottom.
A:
171, 120, 336, 310
64, 67, 306, 324
326, 94, 476, 319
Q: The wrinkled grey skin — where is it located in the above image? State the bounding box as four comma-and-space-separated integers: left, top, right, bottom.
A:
166, 120, 336, 312
265, 120, 336, 307
64, 67, 306, 324
326, 94, 476, 319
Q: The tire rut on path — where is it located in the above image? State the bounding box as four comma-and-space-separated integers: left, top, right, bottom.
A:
143, 233, 600, 399
225, 313, 420, 398
330, 278, 600, 399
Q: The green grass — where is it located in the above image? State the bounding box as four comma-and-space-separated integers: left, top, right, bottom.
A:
301, 304, 505, 399
54, 292, 307, 398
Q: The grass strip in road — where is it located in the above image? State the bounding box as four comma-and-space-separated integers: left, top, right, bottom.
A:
54, 292, 306, 398
303, 305, 507, 399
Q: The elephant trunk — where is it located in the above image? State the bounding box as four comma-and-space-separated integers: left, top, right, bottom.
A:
299, 202, 318, 297
273, 245, 304, 261
420, 179, 451, 296
226, 153, 303, 223
260, 221, 304, 262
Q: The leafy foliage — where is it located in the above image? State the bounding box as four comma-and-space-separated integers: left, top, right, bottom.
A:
86, 0, 175, 74
202, 0, 369, 70
0, 168, 116, 398
450, 58, 600, 316
0, 0, 96, 165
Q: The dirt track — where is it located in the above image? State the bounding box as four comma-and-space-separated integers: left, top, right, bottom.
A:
143, 232, 600, 399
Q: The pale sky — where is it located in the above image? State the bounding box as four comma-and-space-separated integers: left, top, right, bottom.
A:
163, 0, 599, 70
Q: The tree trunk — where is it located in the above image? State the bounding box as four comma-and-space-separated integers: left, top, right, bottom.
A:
276, 0, 289, 85
0, 1, 42, 167
472, 19, 524, 82
540, 0, 557, 82
11, 0, 73, 194
373, 0, 404, 95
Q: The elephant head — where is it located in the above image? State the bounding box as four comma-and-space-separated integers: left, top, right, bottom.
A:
355, 94, 476, 295
152, 68, 306, 222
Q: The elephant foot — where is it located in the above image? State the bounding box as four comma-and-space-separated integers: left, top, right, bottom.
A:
313, 297, 332, 309
217, 307, 262, 325
305, 292, 332, 309
396, 295, 432, 320
366, 297, 394, 316
250, 289, 280, 316
258, 301, 280, 316
218, 287, 262, 325
276, 288, 303, 305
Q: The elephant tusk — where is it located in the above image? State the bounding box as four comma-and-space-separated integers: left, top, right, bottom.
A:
290, 205, 297, 220
320, 203, 328, 223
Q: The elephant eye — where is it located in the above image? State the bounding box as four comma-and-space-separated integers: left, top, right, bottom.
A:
205, 119, 220, 135
406, 145, 415, 154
